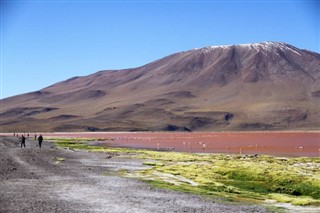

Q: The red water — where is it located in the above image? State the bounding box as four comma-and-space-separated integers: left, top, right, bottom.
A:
3, 131, 320, 157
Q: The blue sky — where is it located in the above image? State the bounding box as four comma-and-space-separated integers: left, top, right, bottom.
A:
1, 0, 319, 99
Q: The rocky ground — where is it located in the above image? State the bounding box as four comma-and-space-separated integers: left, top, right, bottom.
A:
0, 136, 269, 213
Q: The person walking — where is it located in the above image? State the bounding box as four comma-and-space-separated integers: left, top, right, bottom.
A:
20, 135, 26, 148
38, 134, 43, 148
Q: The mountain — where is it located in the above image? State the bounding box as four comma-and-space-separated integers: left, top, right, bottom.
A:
1, 42, 320, 132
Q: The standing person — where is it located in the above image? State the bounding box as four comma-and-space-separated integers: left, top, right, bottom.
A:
34, 134, 37, 140
21, 135, 26, 148
38, 134, 43, 148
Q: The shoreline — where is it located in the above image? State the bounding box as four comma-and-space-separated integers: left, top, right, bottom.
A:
3, 131, 319, 157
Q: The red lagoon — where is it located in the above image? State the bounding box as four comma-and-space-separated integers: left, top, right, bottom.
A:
4, 131, 320, 157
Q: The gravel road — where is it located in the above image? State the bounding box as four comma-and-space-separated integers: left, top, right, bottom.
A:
0, 136, 268, 213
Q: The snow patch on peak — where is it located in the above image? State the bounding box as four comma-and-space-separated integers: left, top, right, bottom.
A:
237, 41, 287, 50
256, 42, 302, 56
193, 45, 231, 53
285, 45, 302, 56
192, 41, 302, 56
207, 45, 231, 49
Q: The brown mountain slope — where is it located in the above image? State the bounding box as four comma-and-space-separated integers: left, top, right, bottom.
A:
1, 42, 320, 132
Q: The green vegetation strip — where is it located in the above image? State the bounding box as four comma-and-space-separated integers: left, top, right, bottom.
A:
52, 138, 320, 207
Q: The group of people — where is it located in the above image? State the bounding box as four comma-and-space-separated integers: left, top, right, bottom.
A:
18, 134, 43, 148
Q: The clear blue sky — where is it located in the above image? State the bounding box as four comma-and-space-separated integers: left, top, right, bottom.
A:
1, 0, 319, 99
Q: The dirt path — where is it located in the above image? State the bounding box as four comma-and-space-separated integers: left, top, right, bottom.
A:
0, 136, 268, 213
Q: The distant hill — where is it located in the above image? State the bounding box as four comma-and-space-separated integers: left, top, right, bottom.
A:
1, 42, 320, 132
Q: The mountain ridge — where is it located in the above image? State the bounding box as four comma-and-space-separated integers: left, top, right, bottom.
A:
1, 42, 320, 132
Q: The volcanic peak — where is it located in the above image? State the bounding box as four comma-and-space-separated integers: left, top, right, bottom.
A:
1, 41, 319, 132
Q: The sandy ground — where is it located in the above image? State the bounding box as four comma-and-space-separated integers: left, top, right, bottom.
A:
0, 136, 270, 213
